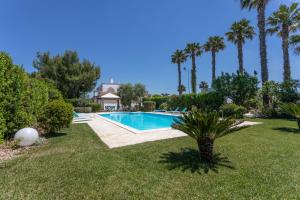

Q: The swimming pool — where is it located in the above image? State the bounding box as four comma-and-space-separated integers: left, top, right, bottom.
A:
99, 112, 180, 132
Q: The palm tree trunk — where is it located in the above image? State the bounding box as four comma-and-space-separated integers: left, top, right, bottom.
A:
197, 138, 214, 163
282, 25, 291, 82
212, 51, 216, 84
177, 62, 182, 95
191, 54, 196, 94
257, 3, 269, 107
237, 40, 244, 74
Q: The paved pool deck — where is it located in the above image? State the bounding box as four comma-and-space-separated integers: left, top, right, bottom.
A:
73, 112, 262, 149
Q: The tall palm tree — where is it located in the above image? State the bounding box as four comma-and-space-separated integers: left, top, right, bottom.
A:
240, 0, 270, 106
290, 34, 300, 55
226, 19, 256, 73
171, 50, 187, 95
184, 43, 202, 93
267, 3, 300, 81
203, 36, 226, 83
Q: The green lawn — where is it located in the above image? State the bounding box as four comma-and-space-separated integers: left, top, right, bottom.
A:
1, 119, 300, 199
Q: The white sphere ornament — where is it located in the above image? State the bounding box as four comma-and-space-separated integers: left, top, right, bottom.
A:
14, 128, 39, 146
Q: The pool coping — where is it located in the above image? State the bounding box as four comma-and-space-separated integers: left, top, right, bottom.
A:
97, 112, 179, 134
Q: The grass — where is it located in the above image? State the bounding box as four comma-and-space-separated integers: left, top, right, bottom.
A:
0, 119, 300, 199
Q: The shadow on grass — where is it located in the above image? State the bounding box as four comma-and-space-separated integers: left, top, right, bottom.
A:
45, 132, 67, 138
273, 127, 300, 134
159, 148, 235, 174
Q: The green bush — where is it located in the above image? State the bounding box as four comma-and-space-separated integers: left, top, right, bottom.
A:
142, 101, 156, 112
167, 92, 224, 112
38, 100, 73, 134
66, 98, 93, 107
143, 96, 169, 109
90, 103, 101, 112
159, 102, 169, 110
261, 107, 279, 118
220, 103, 247, 118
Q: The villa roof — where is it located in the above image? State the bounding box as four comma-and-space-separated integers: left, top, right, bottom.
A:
100, 93, 120, 99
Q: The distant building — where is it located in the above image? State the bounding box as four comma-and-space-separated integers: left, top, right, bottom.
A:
94, 78, 121, 111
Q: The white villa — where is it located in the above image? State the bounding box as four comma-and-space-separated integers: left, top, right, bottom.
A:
94, 79, 121, 111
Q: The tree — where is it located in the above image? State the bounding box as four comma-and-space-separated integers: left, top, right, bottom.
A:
33, 50, 101, 98
290, 34, 300, 55
204, 36, 226, 83
212, 71, 259, 106
184, 43, 202, 93
281, 103, 300, 129
240, 0, 270, 106
226, 19, 255, 73
267, 3, 300, 81
172, 111, 243, 162
117, 83, 134, 110
278, 79, 300, 103
199, 81, 209, 93
171, 50, 187, 95
133, 83, 147, 108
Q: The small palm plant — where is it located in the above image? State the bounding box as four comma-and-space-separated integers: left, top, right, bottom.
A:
172, 111, 242, 163
281, 103, 300, 129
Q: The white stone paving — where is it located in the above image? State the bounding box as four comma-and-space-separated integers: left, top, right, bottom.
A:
73, 113, 263, 149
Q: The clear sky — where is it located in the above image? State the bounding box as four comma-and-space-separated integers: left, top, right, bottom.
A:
0, 0, 299, 94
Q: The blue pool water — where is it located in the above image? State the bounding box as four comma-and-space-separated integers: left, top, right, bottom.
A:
100, 112, 179, 131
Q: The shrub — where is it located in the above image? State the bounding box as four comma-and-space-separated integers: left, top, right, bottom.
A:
38, 100, 73, 134
213, 71, 259, 106
261, 107, 279, 118
90, 103, 101, 112
66, 98, 93, 107
143, 96, 169, 109
220, 103, 247, 118
142, 101, 156, 112
159, 102, 169, 110
167, 92, 224, 112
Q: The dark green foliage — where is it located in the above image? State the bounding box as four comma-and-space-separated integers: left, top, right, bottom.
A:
133, 83, 147, 109
33, 50, 101, 98
0, 53, 34, 140
90, 103, 101, 112
118, 83, 134, 109
66, 98, 93, 107
213, 71, 259, 106
172, 111, 242, 162
142, 101, 156, 112
159, 102, 169, 110
280, 103, 300, 129
168, 92, 224, 112
38, 100, 73, 134
143, 96, 170, 109
220, 103, 247, 118
278, 80, 299, 103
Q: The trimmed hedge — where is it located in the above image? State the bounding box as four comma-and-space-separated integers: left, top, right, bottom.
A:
168, 92, 224, 111
142, 101, 156, 112
38, 100, 73, 134
143, 96, 169, 109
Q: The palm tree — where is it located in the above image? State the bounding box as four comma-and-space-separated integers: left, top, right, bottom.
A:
290, 35, 300, 55
199, 81, 209, 93
184, 43, 202, 93
226, 19, 255, 73
240, 0, 270, 106
172, 111, 243, 162
281, 103, 300, 129
267, 3, 300, 81
204, 36, 226, 83
171, 50, 187, 95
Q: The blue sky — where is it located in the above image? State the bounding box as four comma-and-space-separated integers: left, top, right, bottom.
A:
0, 0, 299, 94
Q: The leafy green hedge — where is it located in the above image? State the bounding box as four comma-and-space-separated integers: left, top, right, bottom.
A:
143, 96, 169, 109
168, 92, 224, 111
142, 101, 156, 112
38, 100, 73, 134
220, 103, 247, 118
0, 52, 64, 142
